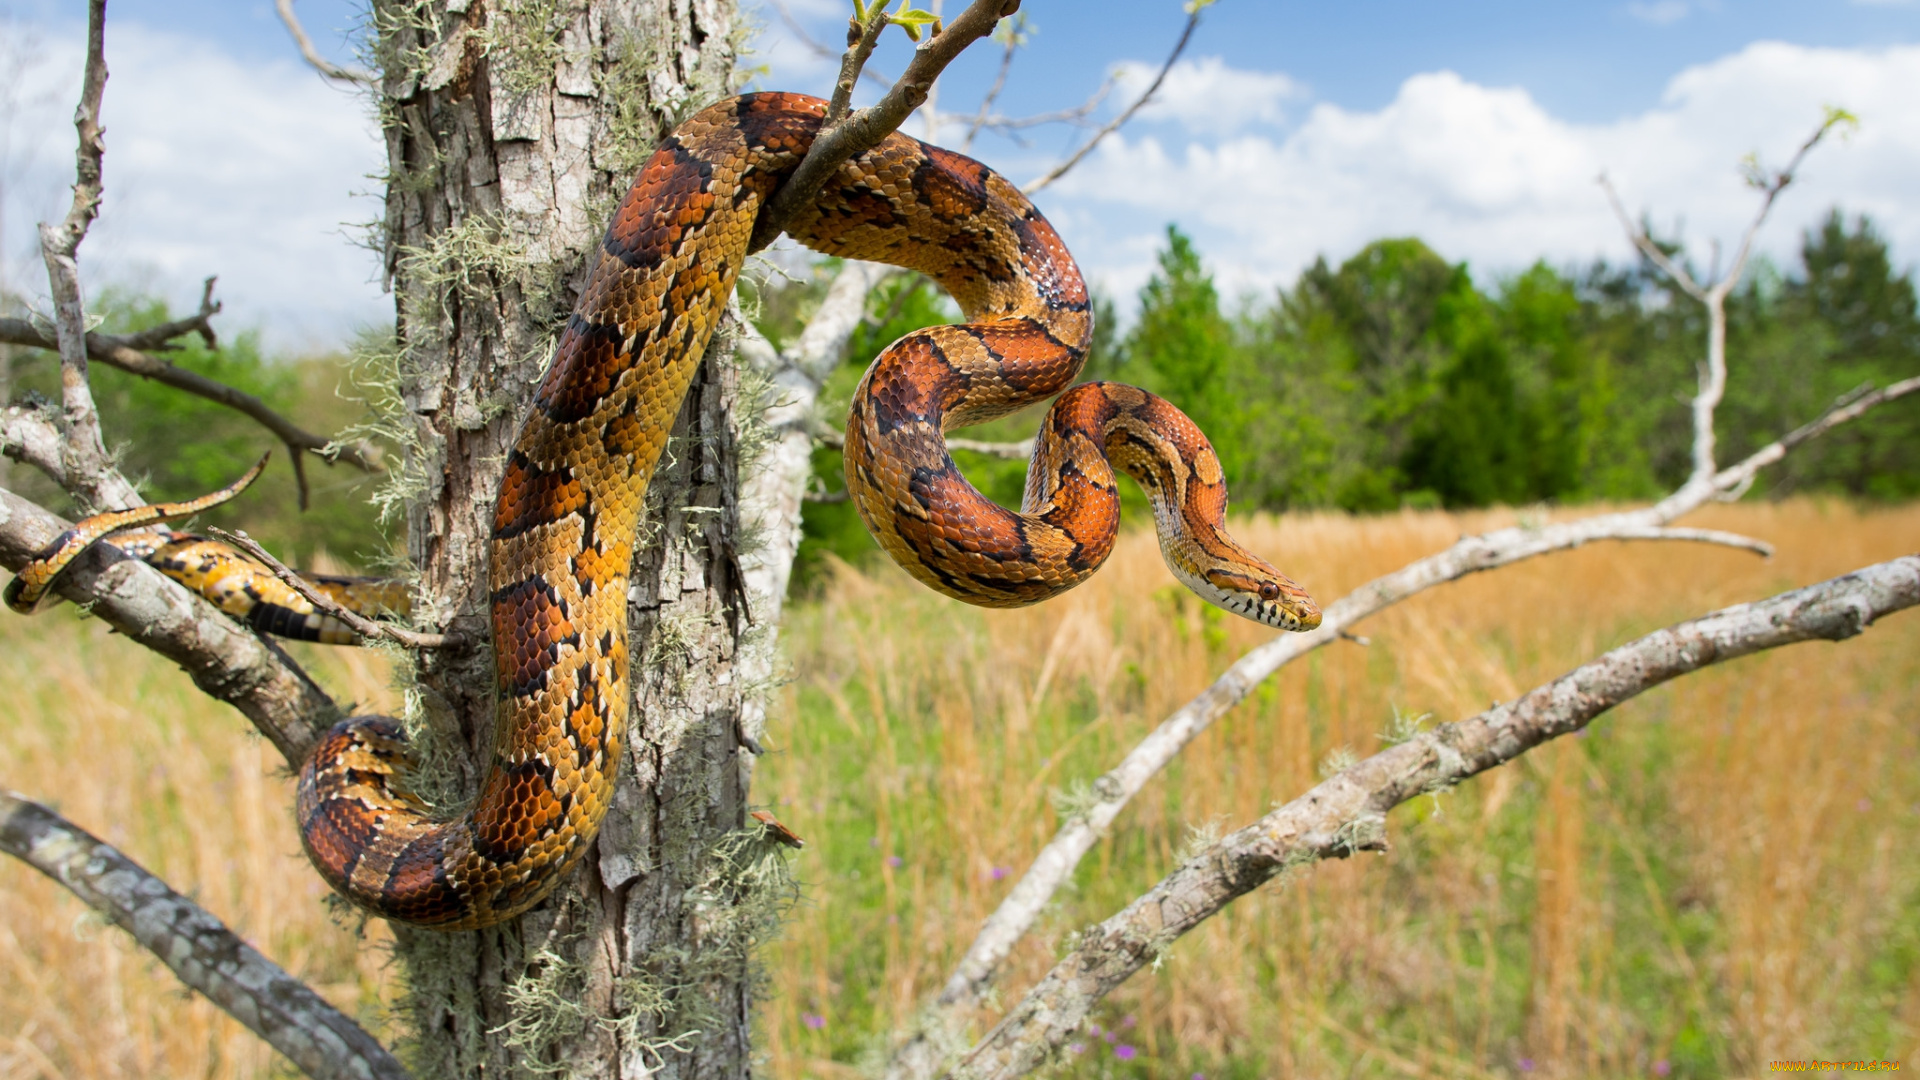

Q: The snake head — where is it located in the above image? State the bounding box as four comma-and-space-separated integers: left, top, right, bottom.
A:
1192, 563, 1323, 633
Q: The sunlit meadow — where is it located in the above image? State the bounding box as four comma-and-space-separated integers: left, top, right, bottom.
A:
3, 501, 1917, 1079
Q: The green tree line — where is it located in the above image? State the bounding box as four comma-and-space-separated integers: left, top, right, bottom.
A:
5, 209, 1913, 582
1110, 211, 1920, 512
789, 209, 1918, 578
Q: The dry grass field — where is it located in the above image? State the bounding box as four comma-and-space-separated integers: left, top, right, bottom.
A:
3, 500, 1917, 1079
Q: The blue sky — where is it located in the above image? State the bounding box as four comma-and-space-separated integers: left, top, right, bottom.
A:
1, 1, 1916, 349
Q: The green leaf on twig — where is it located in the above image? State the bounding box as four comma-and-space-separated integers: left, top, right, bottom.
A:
890, 5, 941, 41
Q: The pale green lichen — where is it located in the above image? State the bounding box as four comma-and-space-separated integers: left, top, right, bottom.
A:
1318, 744, 1359, 779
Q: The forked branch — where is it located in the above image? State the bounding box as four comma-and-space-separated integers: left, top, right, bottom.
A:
0, 307, 388, 497
36, 0, 137, 514
951, 555, 1920, 1078
0, 791, 408, 1080
750, 0, 1022, 252
1599, 108, 1854, 491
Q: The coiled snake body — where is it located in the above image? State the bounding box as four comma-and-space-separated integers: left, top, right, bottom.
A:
7, 93, 1318, 929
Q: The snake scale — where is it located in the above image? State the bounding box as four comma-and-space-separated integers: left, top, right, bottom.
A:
6, 92, 1319, 929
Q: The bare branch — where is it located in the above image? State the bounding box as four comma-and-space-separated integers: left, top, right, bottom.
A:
37, 0, 137, 513
885, 368, 1912, 1078
0, 315, 387, 483
749, 0, 1022, 253
960, 14, 1023, 151
826, 4, 891, 128
947, 435, 1033, 459
951, 555, 1920, 1078
210, 527, 451, 649
1022, 2, 1203, 196
1719, 109, 1853, 295
733, 259, 896, 788
1597, 175, 1704, 301
969, 94, 1111, 136
811, 428, 1032, 461
274, 0, 377, 85
0, 791, 409, 1080
0, 487, 340, 765
1600, 112, 1848, 494
106, 275, 223, 350
1710, 376, 1920, 494
1, 400, 67, 484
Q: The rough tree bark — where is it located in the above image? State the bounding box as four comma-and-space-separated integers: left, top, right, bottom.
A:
369, 1, 775, 1075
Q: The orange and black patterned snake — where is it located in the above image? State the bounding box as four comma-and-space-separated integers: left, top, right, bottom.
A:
5, 93, 1320, 929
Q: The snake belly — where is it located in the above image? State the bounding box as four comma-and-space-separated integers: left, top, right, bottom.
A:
288, 91, 1315, 929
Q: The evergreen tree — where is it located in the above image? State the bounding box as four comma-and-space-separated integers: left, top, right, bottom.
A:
1126, 226, 1244, 482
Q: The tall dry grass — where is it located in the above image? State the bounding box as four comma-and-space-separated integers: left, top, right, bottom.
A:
1, 501, 1915, 1079
0, 607, 401, 1079
760, 500, 1920, 1079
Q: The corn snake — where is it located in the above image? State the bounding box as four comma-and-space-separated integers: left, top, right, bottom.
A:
5, 92, 1318, 929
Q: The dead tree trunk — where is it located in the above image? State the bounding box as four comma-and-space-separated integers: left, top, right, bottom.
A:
371, 1, 775, 1075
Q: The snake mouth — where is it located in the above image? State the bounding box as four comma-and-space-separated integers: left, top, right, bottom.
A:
1186, 567, 1322, 633
1256, 595, 1323, 632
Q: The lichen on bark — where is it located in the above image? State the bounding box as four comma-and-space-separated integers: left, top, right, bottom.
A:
363, 1, 780, 1076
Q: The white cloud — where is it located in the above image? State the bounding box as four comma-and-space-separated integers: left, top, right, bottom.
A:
1627, 1, 1692, 25
1110, 56, 1307, 135
1036, 44, 1920, 312
3, 19, 386, 352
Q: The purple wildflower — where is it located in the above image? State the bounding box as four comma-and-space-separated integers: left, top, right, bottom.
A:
886, 855, 902, 868
991, 865, 1010, 881
1519, 1058, 1535, 1072
1114, 1044, 1136, 1061
1069, 1043, 1086, 1055
802, 1012, 825, 1030
1654, 1061, 1671, 1077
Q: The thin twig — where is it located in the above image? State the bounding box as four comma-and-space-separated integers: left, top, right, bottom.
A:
0, 791, 410, 1080
37, 0, 137, 514
947, 436, 1034, 459
211, 527, 451, 649
826, 4, 891, 128
0, 316, 387, 484
274, 0, 377, 85
969, 93, 1111, 135
1022, 1, 1205, 196
960, 15, 1023, 151
117, 275, 222, 351
951, 556, 1920, 1078
748, 0, 1022, 253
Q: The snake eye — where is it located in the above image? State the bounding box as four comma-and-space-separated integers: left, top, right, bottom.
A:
1258, 582, 1281, 601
